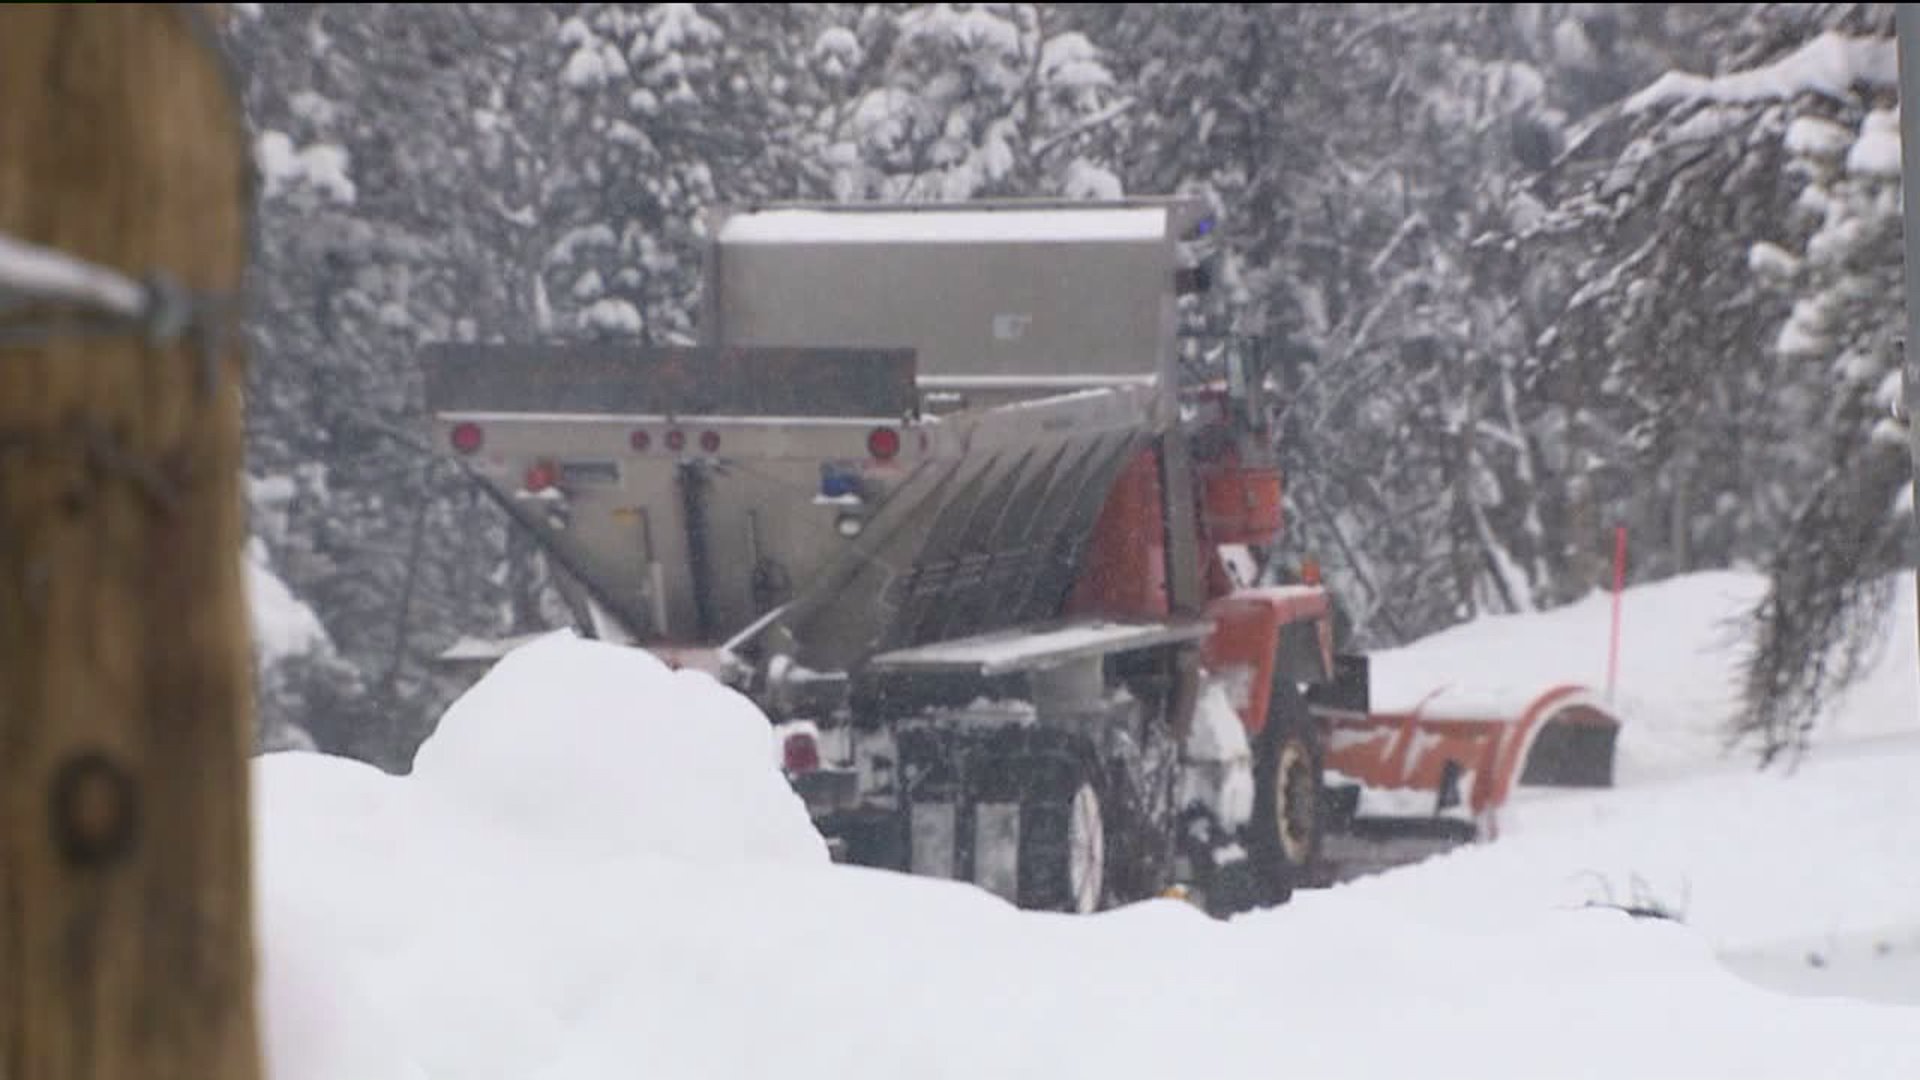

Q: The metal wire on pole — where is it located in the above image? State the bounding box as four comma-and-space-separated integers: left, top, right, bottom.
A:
1, 229, 229, 351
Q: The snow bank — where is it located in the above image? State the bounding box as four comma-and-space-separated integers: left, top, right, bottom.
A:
1343, 569, 1920, 1006
1319, 713, 1920, 1007
408, 632, 826, 865
259, 626, 1920, 1080
1367, 569, 1920, 780
256, 633, 827, 1080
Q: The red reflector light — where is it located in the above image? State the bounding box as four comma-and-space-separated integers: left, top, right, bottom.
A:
867, 427, 901, 460
783, 732, 820, 774
665, 429, 687, 452
524, 461, 557, 493
630, 430, 651, 452
450, 422, 484, 455
699, 430, 722, 454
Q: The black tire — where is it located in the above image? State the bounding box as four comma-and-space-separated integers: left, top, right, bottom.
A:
1008, 738, 1110, 914
1245, 678, 1324, 906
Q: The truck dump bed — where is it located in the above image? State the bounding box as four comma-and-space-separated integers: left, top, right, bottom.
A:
705, 199, 1207, 409
426, 198, 1211, 672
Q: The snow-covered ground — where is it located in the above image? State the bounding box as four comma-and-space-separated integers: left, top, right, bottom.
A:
255, 571, 1920, 1080
1347, 569, 1920, 1008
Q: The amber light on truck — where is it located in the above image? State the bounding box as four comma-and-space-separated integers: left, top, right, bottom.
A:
449, 421, 484, 455
867, 426, 901, 460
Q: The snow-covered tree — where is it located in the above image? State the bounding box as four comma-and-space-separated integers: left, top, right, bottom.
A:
541, 4, 838, 341
245, 475, 347, 755
225, 4, 549, 769
1535, 10, 1901, 759
1073, 4, 1706, 644
1730, 38, 1905, 760
818, 3, 1126, 202
218, 2, 1901, 771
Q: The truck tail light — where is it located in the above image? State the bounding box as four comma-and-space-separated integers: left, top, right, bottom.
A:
630, 429, 651, 452
783, 731, 820, 774
450, 422, 484, 455
523, 461, 558, 493
665, 429, 687, 452
700, 430, 722, 454
867, 426, 901, 461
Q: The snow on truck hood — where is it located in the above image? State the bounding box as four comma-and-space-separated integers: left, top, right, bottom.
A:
255, 621, 1920, 1080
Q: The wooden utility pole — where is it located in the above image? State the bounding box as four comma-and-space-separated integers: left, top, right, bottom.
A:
1897, 9, 1920, 707
1, 7, 262, 1080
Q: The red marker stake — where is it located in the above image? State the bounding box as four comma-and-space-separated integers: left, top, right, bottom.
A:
1608, 525, 1627, 703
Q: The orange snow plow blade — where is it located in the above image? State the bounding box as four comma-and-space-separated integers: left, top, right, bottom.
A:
1319, 684, 1620, 838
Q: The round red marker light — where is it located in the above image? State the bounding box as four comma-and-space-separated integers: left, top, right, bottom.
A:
630, 429, 652, 452
867, 427, 901, 461
665, 429, 687, 452
450, 421, 484, 455
700, 430, 722, 454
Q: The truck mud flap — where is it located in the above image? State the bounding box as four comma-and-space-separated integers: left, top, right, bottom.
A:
971, 802, 1021, 903
894, 726, 1097, 908
908, 802, 959, 880
904, 796, 1034, 902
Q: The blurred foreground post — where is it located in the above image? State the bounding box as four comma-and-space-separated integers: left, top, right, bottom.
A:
1899, 9, 1920, 706
0, 6, 262, 1080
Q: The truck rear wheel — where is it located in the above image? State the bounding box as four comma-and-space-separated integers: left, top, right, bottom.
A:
1017, 758, 1109, 913
1064, 781, 1106, 913
1246, 679, 1322, 906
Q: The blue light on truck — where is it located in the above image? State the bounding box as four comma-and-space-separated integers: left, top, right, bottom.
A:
820, 466, 861, 499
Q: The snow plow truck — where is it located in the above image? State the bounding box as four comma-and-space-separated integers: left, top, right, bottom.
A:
423, 197, 1619, 916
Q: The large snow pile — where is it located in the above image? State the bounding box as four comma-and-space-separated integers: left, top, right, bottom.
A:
256, 634, 827, 1080
258, 624, 1920, 1080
